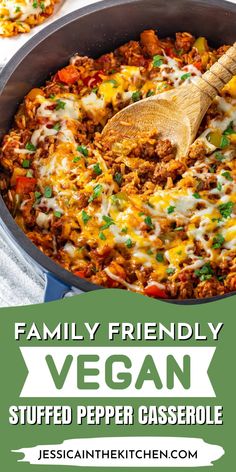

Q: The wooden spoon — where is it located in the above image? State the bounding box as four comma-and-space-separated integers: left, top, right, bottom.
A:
102, 43, 236, 157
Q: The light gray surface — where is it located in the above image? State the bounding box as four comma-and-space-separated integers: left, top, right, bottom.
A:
0, 228, 45, 306
0, 1, 100, 307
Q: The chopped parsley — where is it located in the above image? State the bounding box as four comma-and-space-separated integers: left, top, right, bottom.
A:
222, 171, 233, 181
44, 186, 52, 198
194, 263, 214, 281
101, 215, 114, 230
77, 145, 88, 157
15, 6, 21, 13
175, 226, 184, 231
114, 172, 123, 185
153, 55, 164, 67
54, 211, 62, 218
93, 163, 102, 175
223, 121, 235, 135
88, 184, 103, 203
212, 233, 225, 249
181, 72, 191, 81
220, 135, 230, 149
40, 2, 45, 11
25, 142, 36, 152
156, 252, 164, 262
32, 1, 38, 7
22, 159, 30, 168
144, 215, 154, 229
99, 232, 106, 241
121, 227, 128, 234
147, 249, 153, 255
166, 267, 175, 275
55, 99, 66, 111
167, 205, 175, 214
218, 201, 234, 219
217, 182, 222, 191
125, 238, 133, 248
193, 192, 200, 199
81, 210, 91, 224
53, 123, 61, 131
132, 91, 142, 102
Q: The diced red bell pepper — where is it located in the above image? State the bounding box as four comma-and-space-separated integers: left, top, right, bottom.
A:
144, 284, 168, 299
165, 46, 177, 58
74, 270, 86, 278
15, 176, 36, 194
57, 65, 80, 84
83, 71, 104, 88
106, 276, 118, 288
193, 61, 202, 71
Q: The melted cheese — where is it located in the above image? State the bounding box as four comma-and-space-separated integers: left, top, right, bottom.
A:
16, 50, 235, 289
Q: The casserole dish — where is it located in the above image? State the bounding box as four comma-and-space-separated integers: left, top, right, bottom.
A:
0, 0, 236, 303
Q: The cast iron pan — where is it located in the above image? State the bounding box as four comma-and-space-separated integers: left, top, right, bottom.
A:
0, 0, 235, 303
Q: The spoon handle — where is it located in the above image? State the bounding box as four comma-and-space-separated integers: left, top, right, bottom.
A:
195, 42, 236, 100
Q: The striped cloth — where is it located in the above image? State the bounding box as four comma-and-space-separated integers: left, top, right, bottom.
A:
0, 0, 100, 307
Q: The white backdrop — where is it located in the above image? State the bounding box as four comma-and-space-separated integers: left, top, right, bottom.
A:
0, 0, 235, 306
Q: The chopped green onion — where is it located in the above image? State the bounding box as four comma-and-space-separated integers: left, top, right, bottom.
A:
218, 201, 233, 219
144, 215, 154, 229
146, 90, 155, 97
73, 156, 81, 163
82, 210, 91, 224
220, 135, 230, 149
93, 163, 102, 175
223, 121, 234, 135
54, 211, 62, 218
25, 142, 36, 152
125, 238, 133, 248
215, 152, 225, 161
22, 159, 30, 168
167, 205, 175, 214
77, 145, 88, 157
132, 91, 142, 102
193, 192, 200, 199
55, 99, 66, 110
156, 252, 164, 262
101, 215, 114, 230
194, 263, 214, 281
114, 172, 123, 185
53, 123, 61, 131
222, 171, 233, 181
88, 184, 103, 203
99, 232, 106, 240
212, 233, 225, 249
153, 55, 164, 67
181, 72, 191, 81
44, 186, 52, 198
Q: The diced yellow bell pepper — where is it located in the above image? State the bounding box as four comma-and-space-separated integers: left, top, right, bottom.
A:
193, 37, 208, 54
223, 76, 236, 98
230, 133, 236, 144
206, 130, 222, 147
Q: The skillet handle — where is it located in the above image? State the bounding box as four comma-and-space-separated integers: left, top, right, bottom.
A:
44, 273, 72, 302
